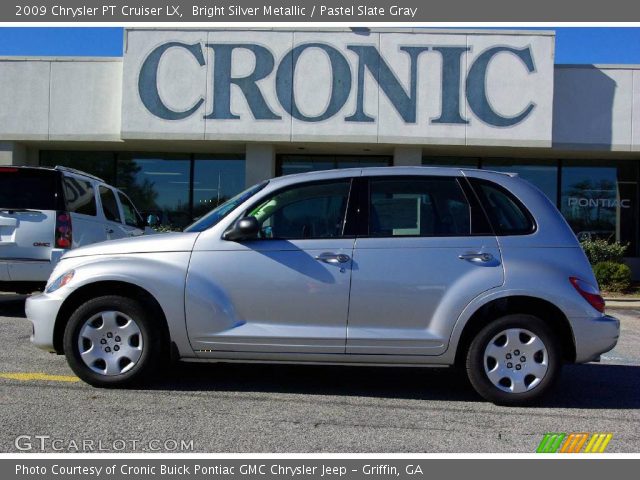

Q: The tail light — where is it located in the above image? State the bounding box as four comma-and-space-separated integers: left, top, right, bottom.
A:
55, 211, 72, 249
570, 277, 605, 313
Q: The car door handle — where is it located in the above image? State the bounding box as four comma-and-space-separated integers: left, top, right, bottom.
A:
315, 252, 351, 264
458, 252, 494, 262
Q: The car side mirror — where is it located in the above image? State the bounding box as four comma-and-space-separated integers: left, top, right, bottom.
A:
223, 216, 260, 241
146, 214, 160, 227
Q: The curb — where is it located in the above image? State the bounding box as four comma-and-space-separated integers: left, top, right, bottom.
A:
605, 300, 640, 310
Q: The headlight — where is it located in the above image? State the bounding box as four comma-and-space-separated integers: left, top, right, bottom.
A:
46, 270, 75, 293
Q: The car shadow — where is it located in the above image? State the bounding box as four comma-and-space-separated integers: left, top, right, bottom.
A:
2, 294, 637, 409
151, 361, 640, 409
0, 294, 27, 318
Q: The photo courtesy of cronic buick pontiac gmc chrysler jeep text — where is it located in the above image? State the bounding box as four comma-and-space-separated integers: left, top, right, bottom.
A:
26, 167, 620, 405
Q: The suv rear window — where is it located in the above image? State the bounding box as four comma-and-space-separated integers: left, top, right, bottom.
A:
63, 176, 97, 216
0, 167, 63, 211
470, 179, 535, 235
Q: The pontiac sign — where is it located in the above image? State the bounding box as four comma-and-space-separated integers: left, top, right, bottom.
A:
122, 29, 554, 145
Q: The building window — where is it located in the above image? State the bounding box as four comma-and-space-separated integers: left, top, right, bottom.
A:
482, 158, 558, 203
422, 156, 480, 169
41, 151, 246, 229
560, 160, 638, 256
193, 155, 245, 220
116, 153, 191, 229
40, 151, 116, 184
277, 155, 392, 176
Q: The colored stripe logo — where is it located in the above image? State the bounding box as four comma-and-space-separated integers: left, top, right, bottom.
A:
537, 433, 612, 453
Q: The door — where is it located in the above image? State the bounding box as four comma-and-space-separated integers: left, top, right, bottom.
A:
98, 185, 127, 240
186, 179, 355, 354
62, 175, 107, 247
117, 191, 145, 238
346, 176, 504, 356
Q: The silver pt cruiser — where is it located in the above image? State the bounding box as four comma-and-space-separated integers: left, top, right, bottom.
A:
27, 167, 620, 405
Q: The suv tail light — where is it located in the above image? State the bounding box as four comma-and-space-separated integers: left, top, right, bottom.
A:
55, 211, 72, 249
570, 277, 605, 313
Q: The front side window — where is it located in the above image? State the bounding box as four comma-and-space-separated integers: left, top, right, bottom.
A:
118, 192, 142, 227
249, 181, 351, 240
186, 182, 268, 233
99, 186, 121, 223
63, 177, 96, 216
368, 177, 471, 237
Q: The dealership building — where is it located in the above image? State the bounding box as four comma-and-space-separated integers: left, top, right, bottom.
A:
1, 27, 640, 276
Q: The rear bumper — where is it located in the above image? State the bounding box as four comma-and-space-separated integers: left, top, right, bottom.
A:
25, 292, 64, 352
0, 249, 65, 282
572, 314, 620, 363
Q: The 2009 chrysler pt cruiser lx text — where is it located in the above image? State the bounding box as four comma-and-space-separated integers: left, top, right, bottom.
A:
26, 167, 620, 405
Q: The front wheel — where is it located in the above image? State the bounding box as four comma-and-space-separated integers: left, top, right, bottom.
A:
466, 314, 561, 406
63, 295, 163, 387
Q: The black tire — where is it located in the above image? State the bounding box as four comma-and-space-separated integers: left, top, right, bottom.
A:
466, 314, 561, 406
63, 295, 164, 387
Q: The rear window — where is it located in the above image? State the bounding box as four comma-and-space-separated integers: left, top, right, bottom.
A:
63, 176, 97, 216
0, 167, 63, 211
470, 179, 535, 235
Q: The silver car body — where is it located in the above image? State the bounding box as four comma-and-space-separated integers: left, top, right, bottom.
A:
27, 167, 619, 367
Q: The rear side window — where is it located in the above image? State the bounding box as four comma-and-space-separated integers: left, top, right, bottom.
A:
471, 179, 535, 235
368, 177, 471, 237
0, 168, 63, 211
99, 186, 121, 223
63, 176, 96, 216
118, 192, 142, 227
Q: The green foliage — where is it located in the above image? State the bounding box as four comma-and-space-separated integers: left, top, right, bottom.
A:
580, 239, 627, 265
593, 261, 632, 293
152, 224, 182, 233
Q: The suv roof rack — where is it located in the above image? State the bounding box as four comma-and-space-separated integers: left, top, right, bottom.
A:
53, 165, 106, 183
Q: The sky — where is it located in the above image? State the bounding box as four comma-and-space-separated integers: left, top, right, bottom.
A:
0, 27, 639, 64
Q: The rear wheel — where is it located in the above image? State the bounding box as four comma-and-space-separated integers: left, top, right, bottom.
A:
63, 295, 163, 387
466, 314, 561, 405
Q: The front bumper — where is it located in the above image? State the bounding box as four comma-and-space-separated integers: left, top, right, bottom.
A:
572, 314, 620, 363
26, 292, 65, 353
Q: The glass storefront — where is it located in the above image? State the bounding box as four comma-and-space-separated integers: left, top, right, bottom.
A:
41, 151, 245, 229
40, 150, 640, 254
423, 155, 640, 256
277, 155, 392, 176
560, 160, 638, 255
482, 158, 558, 204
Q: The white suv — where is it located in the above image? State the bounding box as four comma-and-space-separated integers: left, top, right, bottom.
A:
0, 166, 149, 293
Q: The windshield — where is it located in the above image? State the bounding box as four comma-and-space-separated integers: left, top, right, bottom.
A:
184, 181, 269, 232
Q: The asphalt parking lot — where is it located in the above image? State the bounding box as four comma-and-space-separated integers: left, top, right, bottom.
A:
0, 293, 638, 453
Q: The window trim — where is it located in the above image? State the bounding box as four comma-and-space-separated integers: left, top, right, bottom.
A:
227, 178, 357, 241
359, 175, 478, 239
